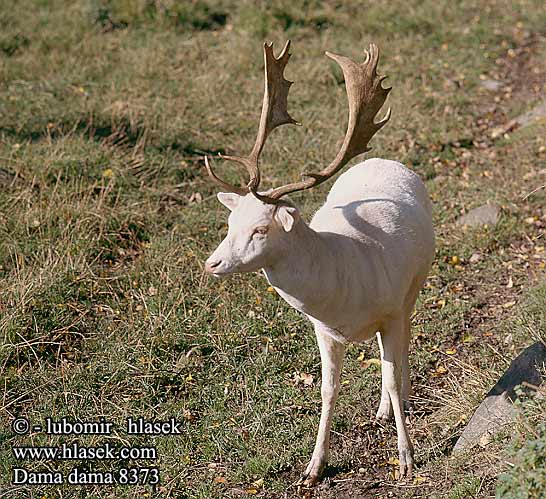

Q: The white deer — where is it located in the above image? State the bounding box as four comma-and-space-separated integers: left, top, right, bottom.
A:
203, 41, 434, 486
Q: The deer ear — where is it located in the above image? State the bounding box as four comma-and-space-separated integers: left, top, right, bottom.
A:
275, 206, 298, 232
217, 192, 241, 211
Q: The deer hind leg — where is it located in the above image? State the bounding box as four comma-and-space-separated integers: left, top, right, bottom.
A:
299, 325, 345, 486
402, 275, 429, 413
376, 319, 411, 421
376, 331, 394, 421
379, 317, 414, 478
401, 316, 412, 408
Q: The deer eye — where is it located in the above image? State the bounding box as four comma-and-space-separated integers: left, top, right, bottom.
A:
253, 226, 269, 236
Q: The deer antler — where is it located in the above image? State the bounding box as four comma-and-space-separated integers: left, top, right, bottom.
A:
204, 40, 299, 195
262, 43, 391, 201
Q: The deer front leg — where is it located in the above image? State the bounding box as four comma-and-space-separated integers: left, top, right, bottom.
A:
379, 319, 414, 478
299, 326, 345, 486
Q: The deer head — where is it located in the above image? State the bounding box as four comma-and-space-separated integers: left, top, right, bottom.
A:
204, 193, 298, 276
204, 41, 391, 276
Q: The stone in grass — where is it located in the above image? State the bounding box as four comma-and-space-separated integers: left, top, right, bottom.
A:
456, 203, 500, 227
515, 98, 546, 128
453, 341, 546, 453
469, 252, 482, 264
480, 79, 503, 91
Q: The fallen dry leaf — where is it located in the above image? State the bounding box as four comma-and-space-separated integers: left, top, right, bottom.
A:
294, 372, 314, 386
362, 358, 382, 369
491, 118, 518, 138
432, 366, 448, 376
189, 192, 203, 203
479, 433, 492, 447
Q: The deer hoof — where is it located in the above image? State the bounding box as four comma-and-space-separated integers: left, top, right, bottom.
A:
375, 400, 394, 421
398, 447, 414, 479
297, 456, 326, 487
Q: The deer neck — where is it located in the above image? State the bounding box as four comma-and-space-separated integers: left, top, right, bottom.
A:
262, 221, 338, 317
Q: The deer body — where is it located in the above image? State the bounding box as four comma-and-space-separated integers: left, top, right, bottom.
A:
264, 158, 434, 344
203, 41, 434, 485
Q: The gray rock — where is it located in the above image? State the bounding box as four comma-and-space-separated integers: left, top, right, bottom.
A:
515, 98, 546, 127
453, 341, 546, 453
469, 252, 482, 264
457, 203, 500, 227
480, 79, 503, 91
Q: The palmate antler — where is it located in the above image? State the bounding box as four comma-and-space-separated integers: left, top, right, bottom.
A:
204, 41, 391, 204
205, 40, 299, 196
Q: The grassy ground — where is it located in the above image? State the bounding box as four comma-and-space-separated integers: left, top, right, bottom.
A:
1, 1, 545, 498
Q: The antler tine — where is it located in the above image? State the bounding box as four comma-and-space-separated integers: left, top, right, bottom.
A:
204, 155, 248, 196
205, 40, 299, 196
263, 43, 391, 201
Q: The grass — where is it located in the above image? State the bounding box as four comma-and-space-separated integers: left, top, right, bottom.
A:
1, 0, 545, 497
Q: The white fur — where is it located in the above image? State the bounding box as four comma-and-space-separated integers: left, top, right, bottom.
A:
205, 158, 435, 484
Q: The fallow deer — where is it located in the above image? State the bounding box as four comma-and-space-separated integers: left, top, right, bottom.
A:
204, 41, 435, 485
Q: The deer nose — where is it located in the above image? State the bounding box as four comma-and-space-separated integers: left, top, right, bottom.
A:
205, 259, 222, 273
